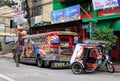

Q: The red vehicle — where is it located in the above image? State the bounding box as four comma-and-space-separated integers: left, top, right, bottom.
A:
19, 31, 78, 68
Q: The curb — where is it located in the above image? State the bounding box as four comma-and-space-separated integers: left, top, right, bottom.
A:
0, 56, 13, 59
98, 67, 120, 73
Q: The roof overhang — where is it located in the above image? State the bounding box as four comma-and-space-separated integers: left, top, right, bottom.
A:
0, 5, 15, 18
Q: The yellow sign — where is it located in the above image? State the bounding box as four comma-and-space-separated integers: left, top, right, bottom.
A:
60, 55, 67, 60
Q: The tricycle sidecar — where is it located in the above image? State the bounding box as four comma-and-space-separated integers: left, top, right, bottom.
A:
70, 40, 115, 74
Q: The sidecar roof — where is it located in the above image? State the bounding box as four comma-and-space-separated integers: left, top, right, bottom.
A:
78, 40, 108, 48
77, 43, 98, 48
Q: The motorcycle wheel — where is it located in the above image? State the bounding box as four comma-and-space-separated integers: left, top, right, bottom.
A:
71, 62, 83, 74
106, 62, 115, 73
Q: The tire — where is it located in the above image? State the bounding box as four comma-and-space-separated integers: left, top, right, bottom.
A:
106, 62, 115, 73
71, 62, 83, 74
36, 56, 44, 68
44, 61, 51, 68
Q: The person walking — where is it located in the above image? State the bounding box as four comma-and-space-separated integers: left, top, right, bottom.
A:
12, 41, 23, 67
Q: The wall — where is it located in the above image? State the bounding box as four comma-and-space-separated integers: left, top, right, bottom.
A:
42, 0, 53, 22
53, 0, 68, 10
28, 0, 34, 17
2, 42, 14, 54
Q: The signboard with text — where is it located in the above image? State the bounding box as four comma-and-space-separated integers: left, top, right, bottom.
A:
14, 10, 27, 25
92, 0, 120, 10
64, 5, 80, 22
51, 4, 80, 24
51, 9, 64, 24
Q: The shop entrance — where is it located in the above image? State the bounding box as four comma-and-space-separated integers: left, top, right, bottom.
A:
110, 31, 120, 62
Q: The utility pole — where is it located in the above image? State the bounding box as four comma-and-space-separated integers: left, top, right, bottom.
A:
25, 0, 31, 35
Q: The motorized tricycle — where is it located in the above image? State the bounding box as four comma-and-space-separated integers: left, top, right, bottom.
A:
70, 40, 115, 74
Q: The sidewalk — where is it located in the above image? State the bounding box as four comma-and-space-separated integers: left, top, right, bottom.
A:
98, 62, 120, 73
0, 53, 120, 72
113, 63, 120, 72
0, 53, 13, 58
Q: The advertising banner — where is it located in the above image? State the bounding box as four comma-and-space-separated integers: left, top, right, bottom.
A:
51, 9, 64, 24
14, 10, 27, 25
51, 4, 80, 24
64, 4, 80, 22
92, 0, 120, 10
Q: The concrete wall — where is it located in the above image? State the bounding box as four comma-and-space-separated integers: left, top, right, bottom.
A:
42, 0, 53, 22
1, 42, 15, 54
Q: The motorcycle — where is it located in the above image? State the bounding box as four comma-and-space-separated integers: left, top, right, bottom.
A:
70, 40, 115, 74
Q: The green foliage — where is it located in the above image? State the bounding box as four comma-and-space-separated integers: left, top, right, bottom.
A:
92, 27, 118, 50
0, 0, 17, 7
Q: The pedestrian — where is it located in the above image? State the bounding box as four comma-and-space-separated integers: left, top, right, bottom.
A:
12, 41, 23, 67
12, 41, 19, 59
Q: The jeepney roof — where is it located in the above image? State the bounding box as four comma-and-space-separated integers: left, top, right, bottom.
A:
21, 31, 77, 39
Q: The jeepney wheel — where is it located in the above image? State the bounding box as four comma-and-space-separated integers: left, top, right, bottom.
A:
71, 62, 83, 74
36, 55, 44, 68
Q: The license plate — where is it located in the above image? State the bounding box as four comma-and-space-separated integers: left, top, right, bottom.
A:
60, 55, 67, 60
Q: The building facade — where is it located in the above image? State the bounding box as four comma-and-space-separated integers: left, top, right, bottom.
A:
53, 0, 120, 61
26, 0, 120, 61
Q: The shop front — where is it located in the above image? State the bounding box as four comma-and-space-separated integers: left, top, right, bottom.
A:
83, 16, 120, 62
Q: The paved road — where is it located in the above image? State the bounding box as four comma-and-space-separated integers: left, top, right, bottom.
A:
0, 78, 7, 81
0, 58, 120, 81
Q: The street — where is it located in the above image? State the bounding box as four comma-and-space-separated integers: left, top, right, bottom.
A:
0, 58, 119, 81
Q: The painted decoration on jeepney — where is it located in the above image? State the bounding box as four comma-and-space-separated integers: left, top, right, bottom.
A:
52, 35, 59, 44
51, 4, 80, 24
74, 36, 78, 44
92, 0, 120, 10
25, 44, 34, 58
47, 36, 52, 44
45, 44, 50, 52
39, 44, 50, 54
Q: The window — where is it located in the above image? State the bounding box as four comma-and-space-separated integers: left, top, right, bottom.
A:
32, 0, 43, 16
60, 38, 69, 42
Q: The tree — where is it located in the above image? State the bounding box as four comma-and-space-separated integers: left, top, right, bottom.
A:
0, 0, 17, 7
92, 27, 118, 50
